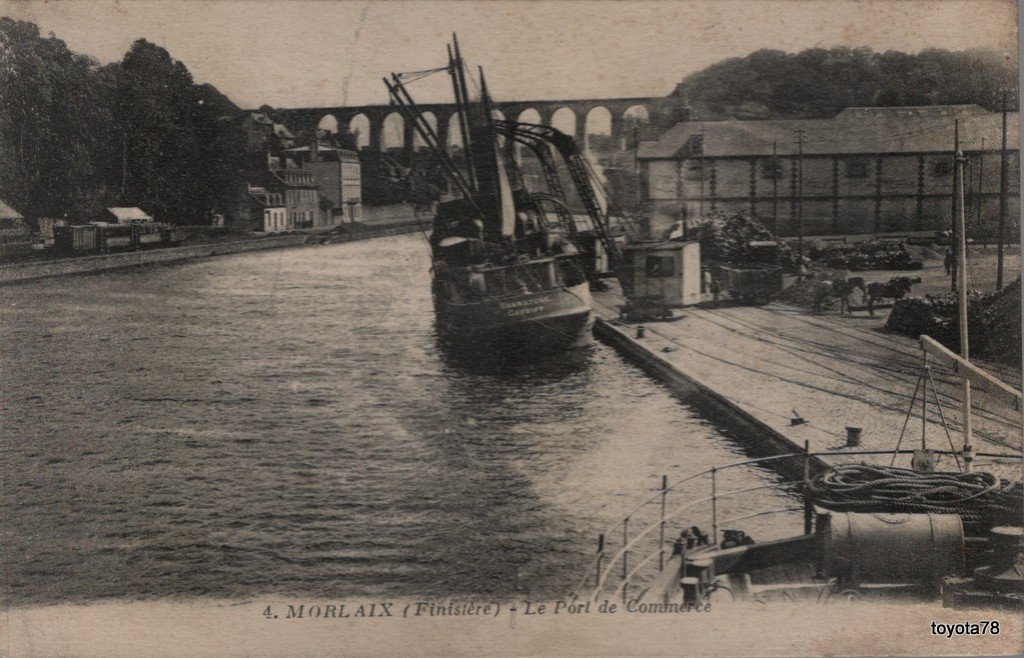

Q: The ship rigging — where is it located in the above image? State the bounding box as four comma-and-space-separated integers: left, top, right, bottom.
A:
383, 35, 637, 353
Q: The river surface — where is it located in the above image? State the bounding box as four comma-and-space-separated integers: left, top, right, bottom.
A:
1, 233, 800, 605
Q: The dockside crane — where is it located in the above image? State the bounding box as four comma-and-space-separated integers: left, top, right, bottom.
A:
495, 120, 631, 272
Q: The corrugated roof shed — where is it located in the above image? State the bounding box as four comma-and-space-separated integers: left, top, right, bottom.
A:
0, 199, 24, 219
639, 105, 1019, 159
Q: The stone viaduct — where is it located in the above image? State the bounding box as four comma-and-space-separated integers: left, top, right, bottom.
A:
273, 96, 688, 153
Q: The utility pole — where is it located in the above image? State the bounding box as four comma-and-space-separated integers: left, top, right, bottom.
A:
975, 137, 985, 228
772, 140, 779, 239
954, 145, 973, 472
794, 128, 806, 263
698, 125, 706, 218
997, 88, 1009, 291
951, 120, 959, 293
633, 123, 641, 214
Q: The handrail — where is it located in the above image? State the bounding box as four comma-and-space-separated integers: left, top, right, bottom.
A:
598, 449, 1019, 542
596, 452, 806, 541
579, 448, 1023, 599
569, 550, 605, 600
616, 507, 807, 601
612, 546, 665, 602
718, 506, 806, 526
591, 481, 803, 600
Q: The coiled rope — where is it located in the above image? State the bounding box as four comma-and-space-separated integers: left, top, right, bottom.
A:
808, 464, 1023, 534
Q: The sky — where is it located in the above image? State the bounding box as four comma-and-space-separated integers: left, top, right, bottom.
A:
1, 0, 1018, 110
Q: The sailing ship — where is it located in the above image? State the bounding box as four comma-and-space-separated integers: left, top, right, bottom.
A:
385, 37, 619, 353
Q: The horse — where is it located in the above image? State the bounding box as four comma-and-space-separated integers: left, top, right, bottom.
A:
846, 276, 867, 303
865, 276, 917, 316
813, 277, 863, 314
830, 279, 860, 314
811, 279, 834, 314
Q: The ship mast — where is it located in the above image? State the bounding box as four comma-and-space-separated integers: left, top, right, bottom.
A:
449, 35, 477, 192
953, 143, 973, 472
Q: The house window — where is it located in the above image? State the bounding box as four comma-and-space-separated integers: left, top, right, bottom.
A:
645, 256, 675, 278
846, 160, 869, 178
932, 160, 952, 177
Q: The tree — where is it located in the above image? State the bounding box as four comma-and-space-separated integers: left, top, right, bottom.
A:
0, 18, 113, 217
674, 47, 1017, 120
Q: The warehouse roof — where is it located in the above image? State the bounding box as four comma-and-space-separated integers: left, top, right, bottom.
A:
638, 105, 1019, 159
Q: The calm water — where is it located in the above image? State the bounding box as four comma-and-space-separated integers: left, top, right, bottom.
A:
1, 234, 799, 605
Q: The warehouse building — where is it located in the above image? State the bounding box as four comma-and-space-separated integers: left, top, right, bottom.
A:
637, 104, 1019, 239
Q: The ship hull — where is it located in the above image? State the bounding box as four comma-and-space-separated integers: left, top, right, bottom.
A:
434, 281, 594, 353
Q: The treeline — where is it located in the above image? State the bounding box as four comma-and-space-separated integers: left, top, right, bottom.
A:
0, 18, 247, 223
674, 47, 1017, 119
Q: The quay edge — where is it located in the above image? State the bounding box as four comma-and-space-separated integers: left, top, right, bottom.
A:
593, 317, 829, 481
0, 221, 430, 286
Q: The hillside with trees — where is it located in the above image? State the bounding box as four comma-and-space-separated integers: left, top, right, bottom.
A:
0, 18, 248, 223
673, 47, 1017, 120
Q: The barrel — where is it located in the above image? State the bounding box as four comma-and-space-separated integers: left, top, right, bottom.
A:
822, 512, 964, 584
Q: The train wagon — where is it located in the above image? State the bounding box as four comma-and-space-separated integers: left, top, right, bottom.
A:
159, 225, 185, 245
137, 223, 163, 246
95, 223, 138, 252
716, 263, 784, 305
53, 225, 100, 255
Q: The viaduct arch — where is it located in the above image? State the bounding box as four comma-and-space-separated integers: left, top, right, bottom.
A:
272, 96, 687, 154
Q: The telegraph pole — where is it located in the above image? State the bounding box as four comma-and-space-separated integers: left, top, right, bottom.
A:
698, 125, 706, 218
954, 145, 973, 472
772, 140, 779, 238
794, 128, 806, 262
951, 120, 960, 292
997, 89, 1009, 291
633, 123, 641, 214
975, 137, 985, 228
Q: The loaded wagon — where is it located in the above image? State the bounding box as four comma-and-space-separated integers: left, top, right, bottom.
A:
95, 223, 139, 252
716, 263, 783, 305
159, 225, 185, 245
137, 223, 163, 246
54, 225, 100, 255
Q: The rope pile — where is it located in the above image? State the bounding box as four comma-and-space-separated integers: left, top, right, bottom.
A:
808, 464, 1023, 534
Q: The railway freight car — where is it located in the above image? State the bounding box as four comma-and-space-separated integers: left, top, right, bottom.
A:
137, 222, 164, 246
53, 222, 185, 256
53, 224, 100, 255
96, 223, 138, 251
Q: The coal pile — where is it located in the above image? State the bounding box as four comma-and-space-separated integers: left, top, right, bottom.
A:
810, 240, 924, 271
688, 211, 800, 269
886, 278, 1021, 367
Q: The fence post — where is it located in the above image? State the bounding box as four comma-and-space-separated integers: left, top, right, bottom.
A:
710, 467, 718, 547
803, 440, 813, 535
658, 475, 667, 571
622, 518, 629, 604
595, 533, 605, 588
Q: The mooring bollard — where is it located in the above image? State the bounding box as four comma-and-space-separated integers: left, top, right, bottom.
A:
636, 326, 646, 339
846, 426, 862, 447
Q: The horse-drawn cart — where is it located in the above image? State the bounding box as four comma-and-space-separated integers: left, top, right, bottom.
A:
716, 263, 784, 305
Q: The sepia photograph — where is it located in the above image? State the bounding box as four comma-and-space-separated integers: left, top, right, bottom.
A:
0, 0, 1021, 655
